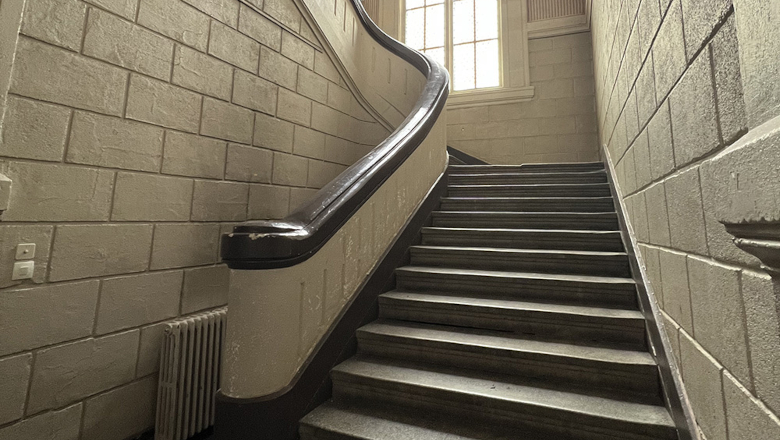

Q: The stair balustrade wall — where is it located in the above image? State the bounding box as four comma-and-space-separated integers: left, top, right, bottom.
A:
0, 0, 390, 438
591, 1, 780, 439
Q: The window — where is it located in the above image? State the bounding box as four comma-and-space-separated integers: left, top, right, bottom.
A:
404, 0, 501, 92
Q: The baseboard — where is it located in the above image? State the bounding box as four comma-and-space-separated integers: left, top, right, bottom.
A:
212, 168, 449, 440
446, 146, 489, 165
601, 147, 697, 440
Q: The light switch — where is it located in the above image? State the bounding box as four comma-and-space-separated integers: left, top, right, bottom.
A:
12, 261, 34, 280
15, 243, 36, 260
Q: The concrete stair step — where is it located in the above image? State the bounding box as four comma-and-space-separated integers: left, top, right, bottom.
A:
378, 290, 646, 350
329, 358, 676, 440
447, 183, 612, 198
300, 402, 543, 440
449, 170, 607, 185
420, 227, 625, 252
356, 320, 661, 405
430, 211, 619, 230
448, 162, 605, 175
395, 266, 637, 309
439, 197, 615, 213
408, 245, 631, 277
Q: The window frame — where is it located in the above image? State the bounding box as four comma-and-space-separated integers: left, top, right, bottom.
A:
401, 0, 505, 94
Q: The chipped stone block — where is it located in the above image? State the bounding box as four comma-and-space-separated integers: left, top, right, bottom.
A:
126, 74, 202, 133
1, 161, 114, 222
84, 8, 174, 81
181, 265, 229, 314
11, 38, 127, 116
0, 353, 32, 425
679, 331, 728, 440
233, 70, 278, 115
0, 281, 98, 356
652, 1, 686, 101
670, 49, 720, 167
248, 184, 290, 219
722, 370, 780, 440
67, 111, 164, 172
255, 113, 295, 153
82, 376, 157, 440
209, 21, 260, 72
272, 152, 308, 186
665, 167, 708, 255
162, 131, 226, 179
96, 271, 184, 334
111, 172, 194, 221
688, 256, 751, 386
191, 180, 249, 222
659, 249, 693, 333
0, 96, 70, 162
200, 97, 255, 144
239, 4, 282, 51
172, 45, 233, 101
137, 0, 209, 51
27, 331, 140, 413
151, 223, 220, 270
0, 403, 82, 440
21, 0, 86, 51
225, 144, 273, 183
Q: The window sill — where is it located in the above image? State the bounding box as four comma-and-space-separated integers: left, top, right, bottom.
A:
447, 86, 536, 109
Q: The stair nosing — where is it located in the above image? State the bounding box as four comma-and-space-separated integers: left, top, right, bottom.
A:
396, 265, 635, 285
331, 358, 675, 430
410, 245, 628, 258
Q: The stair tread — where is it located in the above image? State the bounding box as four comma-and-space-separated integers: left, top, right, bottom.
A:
421, 227, 622, 235
358, 320, 655, 366
452, 170, 606, 177
397, 266, 635, 284
432, 211, 617, 216
448, 183, 610, 188
332, 358, 675, 429
410, 245, 627, 258
380, 290, 644, 320
301, 403, 482, 439
441, 196, 614, 201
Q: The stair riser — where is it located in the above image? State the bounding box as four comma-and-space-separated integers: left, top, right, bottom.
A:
439, 199, 615, 213
448, 165, 606, 175
409, 250, 631, 277
357, 336, 661, 405
330, 376, 675, 440
299, 426, 361, 440
449, 175, 608, 185
396, 273, 638, 308
431, 215, 619, 230
421, 233, 625, 252
378, 303, 647, 350
447, 187, 613, 198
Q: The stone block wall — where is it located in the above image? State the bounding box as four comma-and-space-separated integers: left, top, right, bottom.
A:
0, 0, 387, 438
592, 1, 780, 439
447, 31, 599, 165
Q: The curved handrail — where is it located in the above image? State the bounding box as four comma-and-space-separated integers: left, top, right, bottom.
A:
221, 0, 450, 269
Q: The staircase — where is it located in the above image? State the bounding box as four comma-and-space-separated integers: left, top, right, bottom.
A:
299, 162, 678, 440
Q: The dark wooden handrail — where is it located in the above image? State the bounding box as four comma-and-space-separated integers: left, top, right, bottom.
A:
221, 0, 450, 269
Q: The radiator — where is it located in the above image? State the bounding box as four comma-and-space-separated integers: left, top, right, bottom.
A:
155, 308, 227, 440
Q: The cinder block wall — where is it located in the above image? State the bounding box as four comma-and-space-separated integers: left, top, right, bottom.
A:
447, 32, 599, 165
0, 0, 387, 438
592, 1, 780, 439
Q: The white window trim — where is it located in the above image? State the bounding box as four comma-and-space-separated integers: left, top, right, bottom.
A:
400, 0, 536, 108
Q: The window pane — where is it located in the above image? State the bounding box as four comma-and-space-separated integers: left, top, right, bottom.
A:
476, 40, 500, 88
452, 0, 475, 44
406, 0, 424, 9
425, 0, 444, 4
405, 8, 424, 50
425, 47, 446, 68
475, 0, 499, 41
425, 4, 445, 48
453, 43, 476, 91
